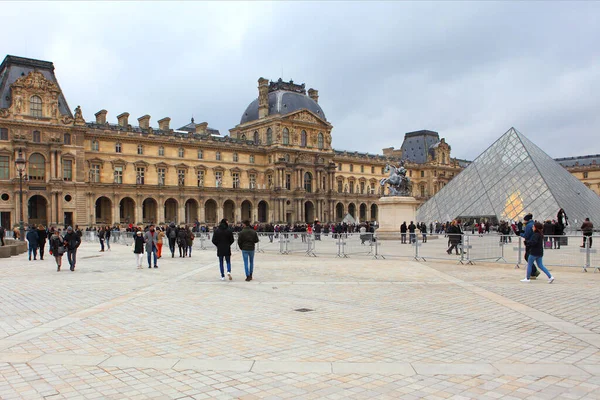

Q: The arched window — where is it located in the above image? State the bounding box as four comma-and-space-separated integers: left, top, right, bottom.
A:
282, 128, 289, 145
197, 149, 203, 159
241, 134, 246, 140
30, 96, 42, 117
158, 146, 164, 156
300, 130, 307, 147
28, 153, 46, 181
178, 148, 184, 158
137, 144, 143, 155
64, 133, 71, 145
317, 132, 324, 149
233, 152, 239, 162
115, 142, 122, 153
216, 151, 221, 161
304, 172, 312, 193
253, 131, 259, 144
91, 139, 99, 151
266, 128, 273, 145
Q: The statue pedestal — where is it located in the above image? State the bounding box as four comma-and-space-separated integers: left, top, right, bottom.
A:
376, 196, 420, 240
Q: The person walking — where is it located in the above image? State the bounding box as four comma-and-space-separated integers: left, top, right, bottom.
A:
98, 227, 105, 252
48, 229, 65, 271
186, 227, 194, 257
212, 219, 234, 281
581, 218, 594, 248
167, 223, 177, 258
133, 230, 145, 269
26, 226, 39, 261
177, 226, 188, 257
144, 225, 159, 268
446, 220, 462, 255
0, 224, 5, 246
521, 222, 555, 283
105, 226, 111, 251
37, 225, 48, 260
420, 222, 427, 243
63, 226, 81, 271
157, 227, 165, 259
520, 214, 539, 278
238, 219, 259, 281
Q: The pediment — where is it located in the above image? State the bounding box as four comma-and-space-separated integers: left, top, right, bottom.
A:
285, 109, 329, 125
11, 71, 60, 94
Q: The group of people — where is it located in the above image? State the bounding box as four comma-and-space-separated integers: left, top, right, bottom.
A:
400, 221, 428, 244
23, 225, 82, 271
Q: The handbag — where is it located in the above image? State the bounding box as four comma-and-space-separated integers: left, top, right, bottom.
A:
57, 245, 66, 256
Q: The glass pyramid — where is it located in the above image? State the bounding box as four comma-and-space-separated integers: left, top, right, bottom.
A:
416, 127, 600, 225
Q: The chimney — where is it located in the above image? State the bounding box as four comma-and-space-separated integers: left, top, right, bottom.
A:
138, 115, 151, 129
117, 112, 130, 127
95, 109, 107, 124
195, 122, 208, 134
258, 77, 269, 119
308, 88, 319, 103
158, 117, 171, 131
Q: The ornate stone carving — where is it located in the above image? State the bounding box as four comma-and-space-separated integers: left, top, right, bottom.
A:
74, 105, 85, 125
268, 78, 306, 94
0, 108, 10, 118
290, 112, 319, 124
12, 71, 60, 93
61, 115, 74, 125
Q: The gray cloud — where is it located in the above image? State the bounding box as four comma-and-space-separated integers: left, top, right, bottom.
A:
2, 1, 599, 160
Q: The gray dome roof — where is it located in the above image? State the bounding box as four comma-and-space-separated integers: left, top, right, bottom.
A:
240, 90, 326, 124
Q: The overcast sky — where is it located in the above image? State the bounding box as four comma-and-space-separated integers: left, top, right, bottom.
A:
2, 1, 599, 160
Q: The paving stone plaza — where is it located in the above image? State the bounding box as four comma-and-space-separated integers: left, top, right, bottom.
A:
1, 235, 600, 399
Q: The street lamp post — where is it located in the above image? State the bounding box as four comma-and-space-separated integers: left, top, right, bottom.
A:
15, 149, 26, 241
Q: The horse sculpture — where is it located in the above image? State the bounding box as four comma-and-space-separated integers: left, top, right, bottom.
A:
380, 162, 413, 196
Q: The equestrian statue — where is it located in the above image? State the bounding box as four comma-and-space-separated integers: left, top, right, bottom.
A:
380, 161, 413, 197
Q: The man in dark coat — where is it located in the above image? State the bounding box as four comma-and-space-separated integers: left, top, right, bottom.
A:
446, 220, 462, 255
212, 219, 234, 280
237, 220, 259, 281
167, 223, 177, 258
400, 222, 407, 244
37, 225, 48, 260
26, 226, 39, 261
408, 221, 417, 244
520, 214, 539, 278
63, 226, 81, 271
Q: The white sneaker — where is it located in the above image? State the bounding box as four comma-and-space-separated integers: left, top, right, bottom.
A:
548, 276, 555, 284
520, 278, 530, 282
220, 277, 225, 281
227, 272, 232, 281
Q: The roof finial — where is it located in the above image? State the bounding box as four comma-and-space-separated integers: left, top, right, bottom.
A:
191, 116, 194, 123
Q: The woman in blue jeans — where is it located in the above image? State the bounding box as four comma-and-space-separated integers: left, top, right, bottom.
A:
522, 221, 555, 283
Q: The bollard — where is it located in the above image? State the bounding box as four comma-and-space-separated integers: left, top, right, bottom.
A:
305, 234, 316, 257
412, 236, 425, 261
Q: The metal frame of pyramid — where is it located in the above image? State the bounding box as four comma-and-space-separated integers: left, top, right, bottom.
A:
416, 127, 600, 225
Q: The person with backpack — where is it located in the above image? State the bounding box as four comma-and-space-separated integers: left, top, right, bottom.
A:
212, 219, 234, 281
167, 223, 177, 258
521, 221, 555, 283
49, 228, 65, 271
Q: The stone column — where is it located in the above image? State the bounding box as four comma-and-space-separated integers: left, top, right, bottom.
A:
56, 192, 63, 226
199, 200, 205, 223
158, 196, 165, 224
136, 195, 143, 225
178, 197, 185, 224
217, 200, 223, 222
114, 196, 120, 225
50, 151, 56, 179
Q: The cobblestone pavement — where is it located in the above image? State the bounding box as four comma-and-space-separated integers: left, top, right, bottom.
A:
0, 237, 599, 399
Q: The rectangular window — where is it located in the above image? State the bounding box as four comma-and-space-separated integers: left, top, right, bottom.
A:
232, 172, 240, 188
350, 165, 354, 172
371, 166, 375, 174
421, 170, 425, 178
178, 169, 185, 186
381, 167, 385, 174
0, 156, 9, 179
136, 167, 145, 185
249, 174, 256, 189
267, 174, 273, 189
349, 183, 354, 194
215, 171, 222, 187
33, 131, 41, 143
158, 168, 166, 186
360, 165, 364, 173
337, 180, 343, 193
197, 170, 204, 187
250, 155, 255, 164
63, 160, 72, 181
0, 128, 8, 141
64, 133, 71, 145
434, 170, 437, 177
90, 164, 100, 183
114, 166, 123, 184
197, 149, 203, 159
583, 172, 589, 179
285, 173, 291, 190
370, 183, 375, 194
360, 181, 365, 194
338, 163, 342, 171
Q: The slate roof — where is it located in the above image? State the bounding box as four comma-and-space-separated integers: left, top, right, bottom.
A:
555, 154, 600, 168
0, 55, 73, 117
400, 130, 441, 164
177, 118, 221, 135
240, 91, 326, 124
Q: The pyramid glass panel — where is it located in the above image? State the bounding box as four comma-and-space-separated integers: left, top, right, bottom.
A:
416, 128, 600, 225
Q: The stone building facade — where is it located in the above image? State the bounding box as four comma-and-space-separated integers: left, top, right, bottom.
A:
0, 55, 465, 228
556, 155, 600, 197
